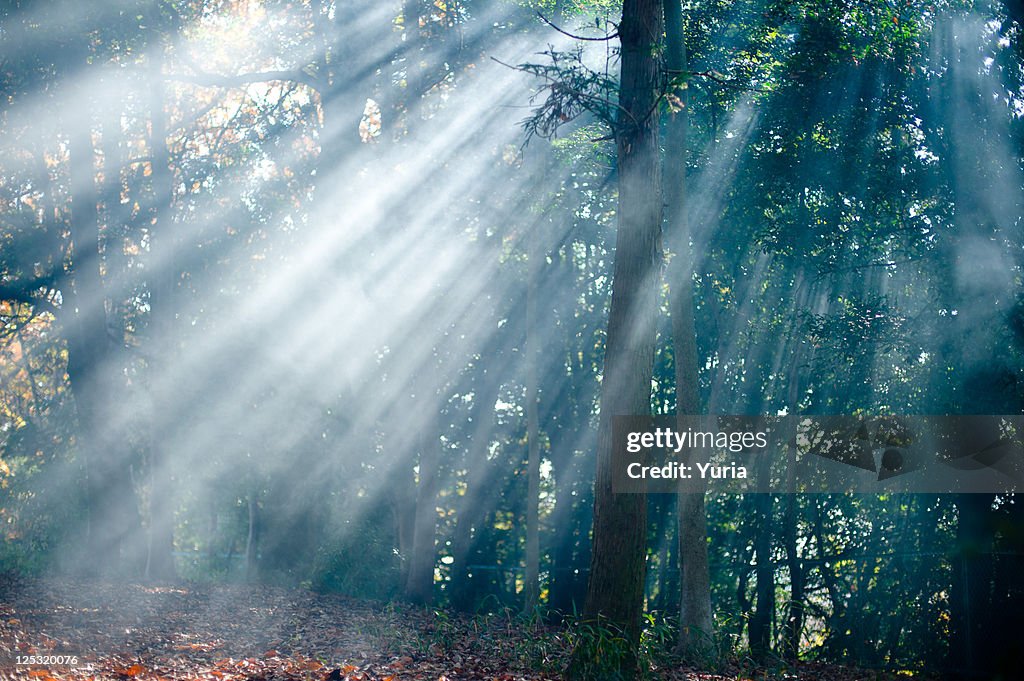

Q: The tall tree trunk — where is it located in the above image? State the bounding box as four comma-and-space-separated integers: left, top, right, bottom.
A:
734, 503, 754, 643
781, 494, 804, 659
145, 41, 179, 581
524, 234, 541, 612
648, 495, 676, 612
661, 0, 714, 657
568, 1, 663, 678
780, 305, 810, 660
812, 498, 847, 655
749, 493, 774, 657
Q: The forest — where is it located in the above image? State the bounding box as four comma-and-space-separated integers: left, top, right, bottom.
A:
1, 0, 1023, 679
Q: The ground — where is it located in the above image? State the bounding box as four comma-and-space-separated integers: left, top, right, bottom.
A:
0, 576, 926, 681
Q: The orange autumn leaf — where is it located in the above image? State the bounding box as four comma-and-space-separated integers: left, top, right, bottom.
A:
117, 663, 146, 677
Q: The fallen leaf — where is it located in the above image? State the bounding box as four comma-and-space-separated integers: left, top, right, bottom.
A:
116, 664, 146, 677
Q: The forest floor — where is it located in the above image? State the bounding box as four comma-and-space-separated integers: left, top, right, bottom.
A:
0, 576, 926, 681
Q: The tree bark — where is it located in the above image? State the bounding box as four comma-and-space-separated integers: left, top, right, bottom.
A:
524, 232, 542, 612
567, 1, 664, 677
662, 0, 714, 658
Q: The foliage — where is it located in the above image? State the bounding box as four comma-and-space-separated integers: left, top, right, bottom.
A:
516, 44, 622, 140
1, 0, 1023, 676
311, 517, 404, 601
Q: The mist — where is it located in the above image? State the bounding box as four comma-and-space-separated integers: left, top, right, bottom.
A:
2, 1, 1024, 680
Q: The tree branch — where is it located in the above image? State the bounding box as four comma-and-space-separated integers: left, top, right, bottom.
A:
491, 56, 635, 130
0, 275, 61, 317
536, 12, 619, 42
665, 67, 769, 93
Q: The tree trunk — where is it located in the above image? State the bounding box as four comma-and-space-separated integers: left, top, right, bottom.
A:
648, 494, 676, 612
567, 1, 664, 677
524, 236, 541, 612
405, 429, 440, 604
661, 0, 714, 657
781, 494, 804, 659
677, 493, 713, 653
245, 491, 257, 581
547, 417, 590, 617
749, 493, 774, 657
781, 311, 809, 660
949, 494, 995, 677
145, 42, 179, 581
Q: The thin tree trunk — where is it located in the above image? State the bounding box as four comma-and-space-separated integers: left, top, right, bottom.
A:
735, 515, 753, 643
145, 41, 179, 581
782, 495, 804, 659
524, 236, 541, 612
781, 310, 809, 660
405, 429, 440, 604
812, 499, 845, 652
749, 493, 774, 657
245, 491, 257, 581
662, 0, 714, 657
547, 424, 589, 616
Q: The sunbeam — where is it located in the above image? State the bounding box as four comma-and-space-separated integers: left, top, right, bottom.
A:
3, 1, 1024, 679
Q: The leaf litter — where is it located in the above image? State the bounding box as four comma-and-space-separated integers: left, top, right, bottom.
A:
0, 576, 931, 681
